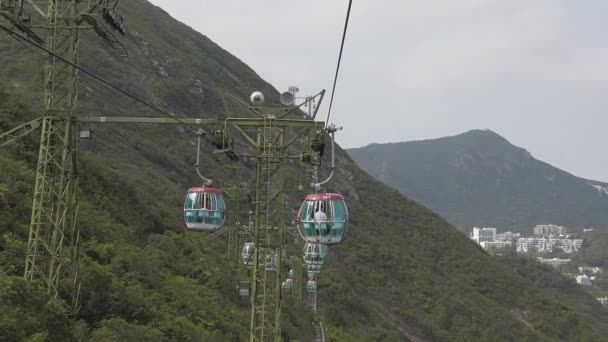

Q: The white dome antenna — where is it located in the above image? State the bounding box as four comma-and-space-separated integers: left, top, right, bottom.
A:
280, 91, 294, 106
250, 91, 265, 106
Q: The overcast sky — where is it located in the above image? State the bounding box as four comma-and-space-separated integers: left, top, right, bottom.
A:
148, 0, 608, 181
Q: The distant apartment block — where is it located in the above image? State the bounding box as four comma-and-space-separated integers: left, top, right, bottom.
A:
470, 227, 497, 243
470, 227, 515, 251
579, 266, 603, 274
516, 237, 583, 254
537, 258, 571, 268
497, 231, 520, 240
533, 224, 567, 236
479, 240, 512, 250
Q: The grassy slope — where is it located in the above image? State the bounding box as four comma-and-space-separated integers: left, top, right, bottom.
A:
0, 1, 607, 340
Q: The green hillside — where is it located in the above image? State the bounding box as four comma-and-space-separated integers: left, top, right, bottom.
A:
576, 229, 608, 268
348, 130, 608, 233
1, 1, 608, 340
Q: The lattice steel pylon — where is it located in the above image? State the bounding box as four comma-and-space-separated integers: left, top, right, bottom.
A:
0, 0, 125, 315
25, 0, 82, 315
250, 116, 284, 341
223, 183, 248, 264
67, 102, 325, 339
241, 106, 325, 341
2, 1, 328, 333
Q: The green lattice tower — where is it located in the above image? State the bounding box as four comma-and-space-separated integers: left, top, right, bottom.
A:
223, 185, 241, 263
23, 0, 82, 315
0, 0, 121, 315
16, 106, 324, 336
286, 232, 303, 304
250, 116, 285, 342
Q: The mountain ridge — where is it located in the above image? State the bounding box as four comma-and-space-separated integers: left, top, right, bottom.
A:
347, 129, 608, 232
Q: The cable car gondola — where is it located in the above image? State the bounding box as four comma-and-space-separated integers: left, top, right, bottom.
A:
307, 279, 317, 292
306, 263, 322, 277
303, 242, 328, 266
265, 252, 277, 271
241, 242, 255, 266
183, 130, 227, 232
184, 187, 226, 231
297, 193, 348, 244
282, 278, 294, 290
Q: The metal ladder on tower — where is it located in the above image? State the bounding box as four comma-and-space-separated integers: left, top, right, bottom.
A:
250, 114, 283, 341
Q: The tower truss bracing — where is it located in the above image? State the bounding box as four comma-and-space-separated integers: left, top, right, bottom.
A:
25, 0, 82, 315
1, 0, 326, 328
0, 0, 127, 315
249, 116, 285, 341
74, 114, 324, 340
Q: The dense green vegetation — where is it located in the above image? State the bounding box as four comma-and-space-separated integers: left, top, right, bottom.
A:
571, 228, 608, 300
576, 229, 608, 268
347, 130, 608, 232
1, 1, 608, 340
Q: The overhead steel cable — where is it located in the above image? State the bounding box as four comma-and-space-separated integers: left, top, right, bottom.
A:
0, 23, 200, 134
5, 24, 46, 57
325, 0, 353, 127
127, 31, 180, 101
79, 75, 126, 115
79, 75, 149, 135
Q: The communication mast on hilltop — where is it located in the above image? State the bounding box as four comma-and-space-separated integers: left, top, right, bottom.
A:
289, 85, 317, 119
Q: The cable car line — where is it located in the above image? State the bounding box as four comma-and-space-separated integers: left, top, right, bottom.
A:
325, 0, 353, 127
79, 75, 127, 115
195, 131, 214, 186
125, 31, 255, 234
127, 31, 182, 106
127, 32, 252, 202
0, 23, 200, 134
3, 1, 353, 335
4, 23, 46, 57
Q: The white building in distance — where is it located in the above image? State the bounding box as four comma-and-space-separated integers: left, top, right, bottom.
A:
470, 227, 497, 243
497, 231, 520, 240
533, 224, 567, 236
516, 237, 583, 254
480, 240, 512, 250
576, 275, 592, 287
470, 227, 515, 251
537, 258, 571, 268
579, 266, 603, 274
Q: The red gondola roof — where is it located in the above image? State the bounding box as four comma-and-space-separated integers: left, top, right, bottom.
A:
186, 187, 221, 193
304, 193, 345, 201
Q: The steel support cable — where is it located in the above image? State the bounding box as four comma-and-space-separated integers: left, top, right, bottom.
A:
325, 0, 353, 126
127, 31, 180, 102
79, 75, 151, 137
79, 75, 126, 115
5, 23, 45, 57
231, 167, 250, 200
0, 23, 200, 134
128, 32, 249, 201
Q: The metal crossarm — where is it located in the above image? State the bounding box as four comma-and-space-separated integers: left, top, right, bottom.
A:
0, 118, 42, 148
